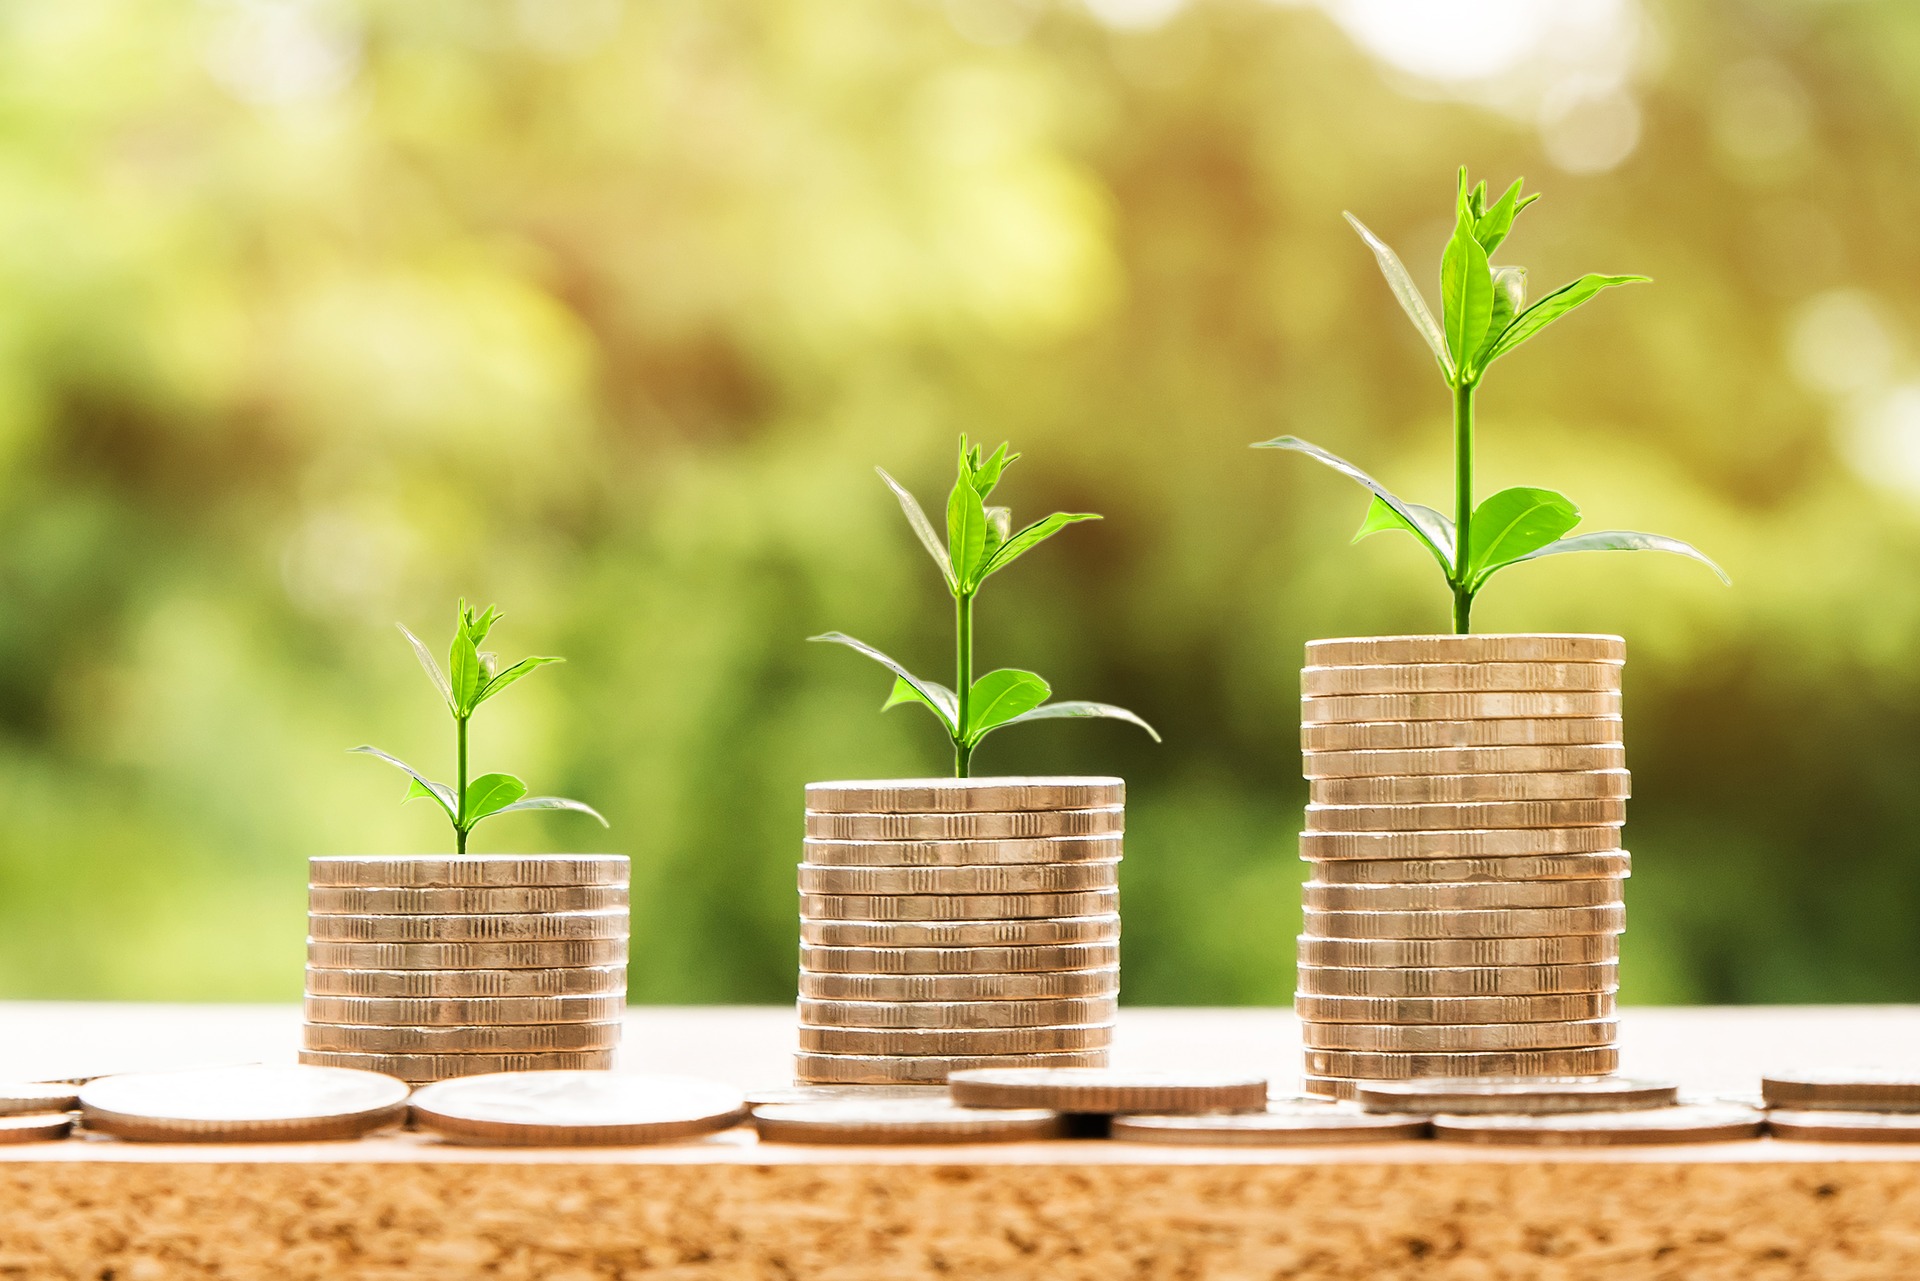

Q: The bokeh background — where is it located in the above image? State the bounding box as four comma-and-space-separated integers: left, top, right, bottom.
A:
0, 0, 1910, 1005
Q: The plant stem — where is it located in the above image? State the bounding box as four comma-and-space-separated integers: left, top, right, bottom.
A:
1451, 379, 1476, 635
954, 590, 974, 778
455, 713, 470, 854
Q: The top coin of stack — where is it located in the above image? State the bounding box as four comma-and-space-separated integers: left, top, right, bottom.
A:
797, 778, 1123, 1085
1297, 636, 1628, 1099
302, 855, 630, 1084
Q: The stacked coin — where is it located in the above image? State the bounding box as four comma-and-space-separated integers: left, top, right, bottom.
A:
797, 778, 1123, 1084
1297, 635, 1628, 1099
302, 855, 630, 1084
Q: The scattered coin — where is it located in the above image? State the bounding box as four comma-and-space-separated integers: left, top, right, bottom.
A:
948, 1067, 1268, 1114
1304, 743, 1627, 780
1301, 661, 1622, 697
743, 1085, 947, 1106
801, 916, 1121, 948
803, 836, 1124, 867
1306, 635, 1625, 666
805, 808, 1125, 841
1294, 992, 1615, 1025
1296, 935, 1619, 968
1302, 826, 1622, 860
0, 1083, 81, 1116
797, 967, 1120, 1002
1304, 1046, 1621, 1079
1768, 1111, 1920, 1142
796, 1050, 1107, 1084
798, 890, 1119, 923
303, 994, 625, 1027
1760, 1072, 1920, 1112
805, 778, 1123, 814
1302, 691, 1621, 725
1110, 1105, 1430, 1145
1310, 770, 1631, 806
80, 1066, 410, 1142
799, 942, 1120, 974
1303, 878, 1624, 912
1302, 1019, 1618, 1053
307, 885, 628, 915
307, 909, 629, 943
302, 964, 627, 998
1432, 1104, 1762, 1146
1308, 852, 1631, 885
1296, 962, 1618, 997
754, 1098, 1067, 1143
406, 1071, 745, 1145
1302, 716, 1623, 754
1301, 905, 1626, 941
309, 855, 629, 887
798, 1023, 1114, 1055
297, 1049, 614, 1081
1305, 798, 1628, 833
797, 861, 1120, 895
798, 996, 1118, 1029
1354, 1076, 1680, 1115
0, 1114, 74, 1143
306, 938, 628, 970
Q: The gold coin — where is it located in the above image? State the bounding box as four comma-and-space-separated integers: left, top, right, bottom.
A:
1305, 1045, 1620, 1079
806, 808, 1124, 840
306, 938, 628, 970
309, 855, 629, 888
1306, 635, 1625, 666
1432, 1104, 1762, 1146
1302, 904, 1625, 940
796, 1050, 1107, 1084
798, 967, 1120, 1001
1296, 934, 1618, 967
1308, 852, 1631, 885
1303, 743, 1625, 779
1760, 1072, 1920, 1112
307, 885, 628, 915
1356, 1076, 1678, 1115
409, 1071, 747, 1146
0, 1114, 73, 1143
947, 1067, 1268, 1114
1296, 962, 1618, 997
1302, 879, 1624, 912
798, 996, 1118, 1029
79, 1066, 410, 1142
798, 1023, 1113, 1055
303, 964, 627, 998
303, 994, 626, 1027
1301, 1018, 1618, 1052
799, 942, 1120, 974
1302, 691, 1621, 725
804, 836, 1124, 867
1768, 1111, 1920, 1142
1301, 826, 1622, 860
1305, 798, 1627, 833
1311, 769, 1631, 806
1110, 1106, 1428, 1145
307, 909, 628, 943
1301, 1075, 1359, 1100
753, 1098, 1067, 1143
798, 890, 1118, 922
1302, 662, 1623, 697
0, 1083, 81, 1116
805, 777, 1123, 814
797, 861, 1119, 895
297, 1049, 614, 1083
1294, 992, 1615, 1025
301, 1021, 623, 1054
801, 915, 1120, 948
1302, 716, 1623, 753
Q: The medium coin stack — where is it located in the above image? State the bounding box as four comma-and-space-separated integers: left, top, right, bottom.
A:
797, 777, 1123, 1085
302, 855, 630, 1084
1297, 634, 1629, 1100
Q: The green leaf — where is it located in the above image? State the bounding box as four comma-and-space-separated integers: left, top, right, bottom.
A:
1440, 211, 1493, 375
448, 610, 487, 716
1509, 531, 1731, 583
1343, 213, 1453, 379
876, 467, 956, 592
1466, 487, 1581, 584
971, 442, 1016, 498
1472, 179, 1530, 254
1255, 436, 1454, 572
477, 655, 562, 706
982, 506, 1012, 562
946, 471, 988, 591
493, 795, 610, 827
964, 668, 1052, 743
1003, 700, 1161, 742
462, 772, 528, 825
979, 511, 1101, 580
882, 674, 962, 733
1474, 267, 1526, 371
397, 623, 454, 712
351, 746, 456, 822
809, 632, 959, 734
1484, 273, 1651, 366
1353, 495, 1457, 576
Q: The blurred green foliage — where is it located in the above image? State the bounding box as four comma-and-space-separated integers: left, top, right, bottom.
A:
0, 0, 1911, 1005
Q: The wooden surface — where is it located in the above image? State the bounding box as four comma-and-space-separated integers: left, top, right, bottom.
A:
5, 1003, 1920, 1279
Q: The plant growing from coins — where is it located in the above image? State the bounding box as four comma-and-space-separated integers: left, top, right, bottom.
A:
813, 437, 1158, 777
1258, 169, 1726, 632
353, 601, 606, 853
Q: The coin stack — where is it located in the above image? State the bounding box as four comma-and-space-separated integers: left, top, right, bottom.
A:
302, 855, 630, 1084
1296, 634, 1628, 1100
796, 777, 1124, 1085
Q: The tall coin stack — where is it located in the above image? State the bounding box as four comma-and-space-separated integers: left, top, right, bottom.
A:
797, 778, 1124, 1085
302, 855, 630, 1084
1295, 635, 1628, 1100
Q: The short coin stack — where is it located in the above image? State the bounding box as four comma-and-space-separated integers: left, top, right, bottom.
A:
1297, 634, 1629, 1100
302, 855, 630, 1084
797, 777, 1123, 1084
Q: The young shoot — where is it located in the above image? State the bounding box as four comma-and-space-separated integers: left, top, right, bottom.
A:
353, 600, 607, 854
1257, 168, 1727, 632
812, 436, 1159, 778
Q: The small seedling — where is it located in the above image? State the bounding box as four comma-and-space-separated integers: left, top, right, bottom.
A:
813, 437, 1158, 777
1257, 168, 1726, 632
353, 601, 606, 854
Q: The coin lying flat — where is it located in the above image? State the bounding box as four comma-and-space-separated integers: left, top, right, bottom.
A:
407, 1072, 745, 1145
803, 836, 1124, 867
1302, 691, 1621, 725
1311, 770, 1632, 807
796, 1050, 1107, 1085
0, 1083, 81, 1116
1302, 905, 1626, 941
948, 1068, 1268, 1114
1295, 992, 1615, 1025
1768, 1111, 1920, 1142
1110, 1105, 1430, 1145
743, 1085, 948, 1106
303, 964, 628, 998
801, 916, 1120, 948
798, 967, 1120, 1002
307, 938, 628, 969
799, 942, 1120, 974
304, 994, 625, 1027
797, 862, 1120, 895
1302, 826, 1623, 860
806, 808, 1125, 841
307, 909, 628, 943
798, 996, 1118, 1029
1303, 716, 1623, 754
1433, 1105, 1762, 1146
1302, 1019, 1618, 1053
1302, 662, 1623, 697
1306, 799, 1628, 833
798, 1023, 1113, 1055
798, 890, 1119, 922
1306, 635, 1625, 666
307, 885, 629, 915
753, 1098, 1066, 1143
1303, 879, 1624, 912
806, 778, 1124, 814
1354, 1076, 1681, 1115
1296, 962, 1618, 997
1297, 935, 1619, 968
1308, 852, 1631, 885
1305, 1046, 1620, 1080
309, 855, 629, 887
297, 1049, 613, 1081
1760, 1072, 1920, 1111
0, 1114, 74, 1143
302, 1021, 623, 1054
1304, 743, 1627, 779
80, 1066, 410, 1142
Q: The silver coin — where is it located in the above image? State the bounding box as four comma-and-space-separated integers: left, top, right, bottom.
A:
410, 1072, 747, 1146
1303, 743, 1626, 779
0, 1114, 73, 1143
306, 938, 629, 969
798, 967, 1120, 1002
306, 909, 628, 943
797, 1023, 1114, 1055
80, 1065, 411, 1142
1356, 1076, 1679, 1115
1432, 1104, 1763, 1146
296, 1049, 614, 1083
795, 1050, 1108, 1085
1301, 1018, 1618, 1052
947, 1067, 1269, 1114
799, 941, 1120, 974
302, 965, 627, 998
1301, 661, 1622, 696
1305, 798, 1627, 833
1302, 879, 1624, 912
1296, 962, 1618, 997
803, 836, 1124, 867
1301, 905, 1626, 940
1294, 992, 1615, 1025
1302, 716, 1623, 754
743, 1085, 947, 1106
754, 1098, 1067, 1143
0, 1083, 81, 1117
309, 855, 629, 888
1307, 852, 1631, 885
797, 996, 1118, 1029
806, 808, 1124, 841
800, 915, 1120, 948
1305, 635, 1625, 666
307, 885, 628, 915
805, 777, 1123, 814
301, 1021, 623, 1054
1302, 826, 1622, 860
303, 994, 626, 1027
1760, 1072, 1920, 1112
797, 861, 1120, 895
1296, 935, 1618, 968
797, 890, 1118, 922
1768, 1110, 1920, 1142
1305, 1046, 1621, 1079
1110, 1106, 1429, 1145
1310, 770, 1631, 806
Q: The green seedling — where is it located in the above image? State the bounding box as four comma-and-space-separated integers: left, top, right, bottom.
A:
813, 436, 1158, 777
353, 600, 606, 853
1257, 168, 1726, 632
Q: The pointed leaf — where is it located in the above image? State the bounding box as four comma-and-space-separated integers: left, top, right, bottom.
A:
462, 772, 529, 825
809, 633, 959, 734
1002, 700, 1161, 742
946, 472, 988, 590
351, 746, 457, 821
1466, 486, 1582, 584
1440, 215, 1493, 374
1344, 213, 1452, 378
963, 668, 1052, 744
1474, 267, 1526, 371
979, 512, 1101, 580
882, 675, 963, 732
1255, 436, 1454, 572
1353, 495, 1456, 576
1509, 531, 1730, 583
1485, 273, 1651, 366
397, 623, 454, 711
1473, 179, 1525, 254
478, 655, 562, 706
493, 796, 611, 827
876, 468, 956, 591
449, 630, 485, 717
972, 442, 1016, 498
